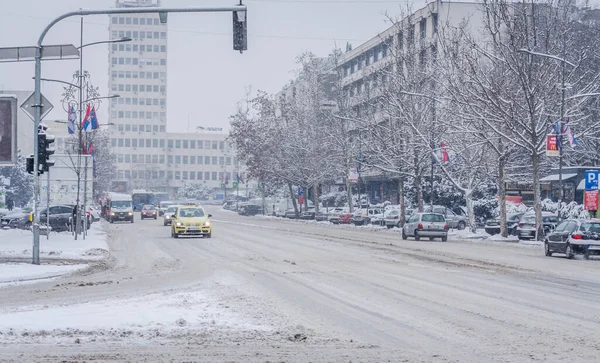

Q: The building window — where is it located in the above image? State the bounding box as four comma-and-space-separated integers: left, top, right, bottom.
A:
159, 155, 165, 164
175, 155, 181, 164
168, 140, 173, 149
212, 172, 217, 181
160, 59, 166, 66
145, 139, 151, 148
152, 155, 158, 164
432, 13, 438, 34
420, 18, 427, 40
118, 154, 124, 163
140, 18, 145, 25
219, 141, 224, 150
219, 157, 224, 165
190, 156, 195, 164
183, 140, 188, 149
160, 139, 165, 148
167, 170, 172, 180
212, 141, 218, 149
125, 154, 131, 163
118, 139, 124, 147
168, 155, 173, 164
112, 17, 118, 24
125, 139, 131, 147
226, 157, 231, 165
132, 155, 138, 163
175, 140, 181, 148
189, 140, 195, 149
408, 25, 415, 45
190, 172, 195, 180
398, 31, 404, 51
119, 17, 124, 24
132, 139, 138, 148
111, 138, 116, 147
205, 156, 210, 165
175, 171, 181, 180
126, 17, 131, 25
183, 156, 188, 164
197, 172, 202, 180
145, 155, 151, 164
198, 156, 203, 164
212, 156, 217, 165
153, 139, 158, 148
159, 170, 165, 178
139, 138, 144, 147
182, 171, 188, 180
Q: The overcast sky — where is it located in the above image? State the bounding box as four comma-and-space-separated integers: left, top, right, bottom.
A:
0, 0, 425, 132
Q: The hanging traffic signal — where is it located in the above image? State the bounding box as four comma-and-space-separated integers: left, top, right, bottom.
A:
26, 154, 34, 175
233, 10, 247, 52
37, 123, 56, 172
37, 133, 46, 175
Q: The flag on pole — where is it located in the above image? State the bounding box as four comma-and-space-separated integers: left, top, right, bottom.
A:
81, 104, 92, 132
440, 141, 450, 163
88, 142, 95, 157
67, 105, 76, 134
89, 106, 99, 130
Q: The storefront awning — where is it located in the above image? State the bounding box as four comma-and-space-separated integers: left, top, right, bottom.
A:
539, 173, 577, 182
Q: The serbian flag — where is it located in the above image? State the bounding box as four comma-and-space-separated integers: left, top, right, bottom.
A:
81, 104, 92, 131
440, 141, 450, 163
67, 105, 77, 134
88, 142, 95, 157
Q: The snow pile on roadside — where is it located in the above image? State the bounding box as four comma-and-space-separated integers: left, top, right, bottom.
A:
0, 223, 108, 261
448, 229, 489, 240
0, 289, 269, 344
0, 263, 87, 287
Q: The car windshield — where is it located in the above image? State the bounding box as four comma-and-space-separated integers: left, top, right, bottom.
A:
167, 206, 179, 213
111, 201, 131, 208
580, 223, 600, 233
422, 214, 444, 222
142, 205, 155, 210
178, 208, 205, 218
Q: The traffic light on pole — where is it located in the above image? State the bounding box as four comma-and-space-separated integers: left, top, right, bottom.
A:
37, 133, 46, 175
26, 154, 34, 175
232, 9, 247, 52
37, 123, 56, 172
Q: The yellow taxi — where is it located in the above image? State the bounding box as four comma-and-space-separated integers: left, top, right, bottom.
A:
171, 205, 212, 238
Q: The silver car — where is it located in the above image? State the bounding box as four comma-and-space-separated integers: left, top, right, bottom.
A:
426, 206, 468, 230
163, 205, 181, 226
402, 212, 449, 241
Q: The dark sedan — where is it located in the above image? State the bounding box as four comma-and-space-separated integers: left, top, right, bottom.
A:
545, 219, 600, 259
1, 209, 32, 230
238, 204, 263, 216
484, 213, 523, 236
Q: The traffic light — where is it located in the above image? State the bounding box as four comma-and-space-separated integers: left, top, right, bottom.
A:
233, 10, 247, 52
26, 154, 34, 175
37, 123, 56, 173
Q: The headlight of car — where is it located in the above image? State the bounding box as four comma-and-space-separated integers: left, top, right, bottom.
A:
110, 212, 115, 216
165, 215, 171, 219
128, 212, 133, 215
176, 222, 183, 227
203, 221, 210, 227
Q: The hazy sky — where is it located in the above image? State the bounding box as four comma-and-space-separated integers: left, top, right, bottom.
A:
0, 0, 423, 132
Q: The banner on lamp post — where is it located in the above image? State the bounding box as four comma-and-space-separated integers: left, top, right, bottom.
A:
546, 134, 559, 157
349, 168, 359, 183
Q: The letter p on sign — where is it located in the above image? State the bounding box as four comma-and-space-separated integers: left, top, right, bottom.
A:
585, 170, 599, 191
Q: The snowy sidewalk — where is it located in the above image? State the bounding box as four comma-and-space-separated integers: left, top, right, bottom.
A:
0, 222, 109, 286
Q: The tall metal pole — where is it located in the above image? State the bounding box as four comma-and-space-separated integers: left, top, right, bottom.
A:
32, 47, 42, 265
75, 17, 84, 239
557, 23, 567, 221
46, 170, 50, 240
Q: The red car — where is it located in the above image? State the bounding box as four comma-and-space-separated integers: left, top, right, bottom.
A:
331, 212, 352, 224
141, 204, 157, 220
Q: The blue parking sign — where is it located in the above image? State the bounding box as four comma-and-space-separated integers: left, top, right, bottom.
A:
585, 170, 599, 191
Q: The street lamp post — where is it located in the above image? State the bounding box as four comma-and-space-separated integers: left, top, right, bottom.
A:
31, 4, 247, 264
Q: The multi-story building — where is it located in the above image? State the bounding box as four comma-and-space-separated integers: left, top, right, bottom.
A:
106, 0, 243, 195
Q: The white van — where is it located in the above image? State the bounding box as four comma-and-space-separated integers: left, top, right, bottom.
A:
108, 194, 134, 223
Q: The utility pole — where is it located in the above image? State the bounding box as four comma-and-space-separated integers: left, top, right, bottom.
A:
557, 19, 567, 221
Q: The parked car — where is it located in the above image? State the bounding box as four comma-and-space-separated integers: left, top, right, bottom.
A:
332, 211, 353, 224
1, 208, 32, 230
141, 204, 158, 220
517, 212, 559, 240
284, 208, 300, 219
545, 219, 600, 259
484, 213, 524, 236
239, 204, 263, 216
315, 209, 331, 222
425, 206, 468, 230
39, 205, 75, 232
402, 212, 449, 241
300, 208, 316, 220
384, 209, 402, 229
163, 205, 181, 226
326, 208, 346, 222
351, 208, 384, 226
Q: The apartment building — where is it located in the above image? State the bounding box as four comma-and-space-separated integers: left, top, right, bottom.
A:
338, 1, 483, 118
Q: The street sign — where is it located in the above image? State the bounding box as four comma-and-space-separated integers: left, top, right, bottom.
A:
298, 196, 304, 205
349, 168, 359, 183
232, 181, 238, 189
220, 183, 225, 188
584, 190, 598, 211
585, 170, 599, 191
546, 134, 559, 157
20, 92, 53, 121
297, 186, 304, 196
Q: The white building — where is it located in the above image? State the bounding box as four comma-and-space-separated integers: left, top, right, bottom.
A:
106, 0, 243, 195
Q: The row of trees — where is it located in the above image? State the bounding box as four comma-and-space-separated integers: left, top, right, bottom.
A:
229, 0, 600, 237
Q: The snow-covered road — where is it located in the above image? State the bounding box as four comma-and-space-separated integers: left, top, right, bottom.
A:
1, 208, 600, 362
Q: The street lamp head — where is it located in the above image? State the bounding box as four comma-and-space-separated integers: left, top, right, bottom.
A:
118, 37, 132, 43
109, 94, 120, 99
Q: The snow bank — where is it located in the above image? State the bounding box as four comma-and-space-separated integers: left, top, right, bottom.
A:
0, 263, 87, 287
0, 222, 108, 261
